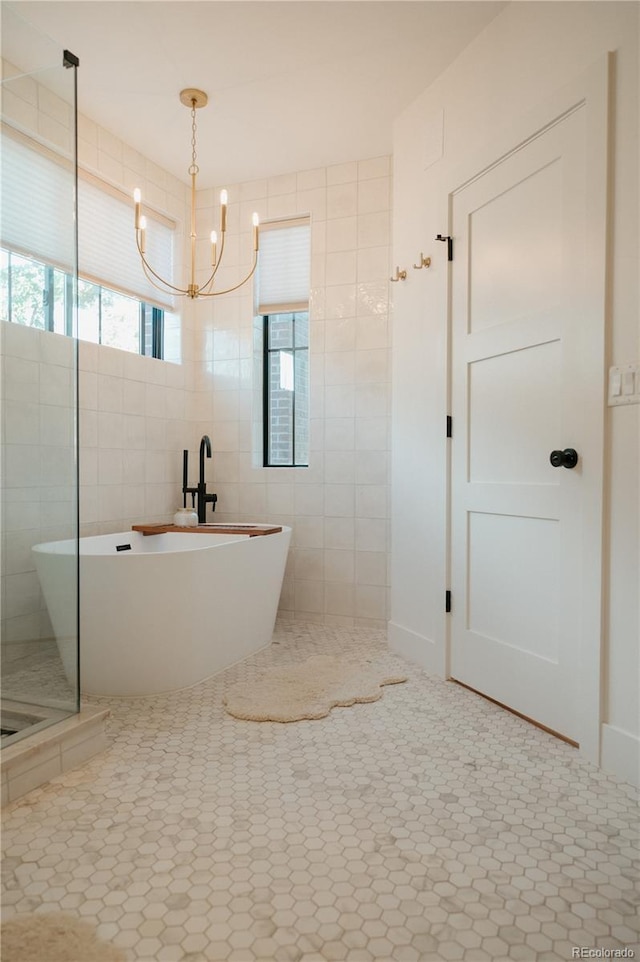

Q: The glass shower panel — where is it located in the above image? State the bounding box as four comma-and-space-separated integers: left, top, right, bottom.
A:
1, 49, 80, 745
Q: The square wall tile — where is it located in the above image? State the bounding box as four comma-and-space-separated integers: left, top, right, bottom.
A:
292, 517, 324, 548
324, 517, 355, 550
324, 549, 355, 583
323, 484, 354, 518
294, 548, 324, 581
355, 418, 388, 451
326, 217, 358, 253
358, 155, 391, 180
355, 485, 387, 519
327, 161, 358, 185
3, 356, 39, 403
297, 167, 326, 191
355, 584, 387, 619
325, 317, 356, 353
324, 582, 355, 616
324, 451, 355, 485
324, 419, 355, 452
294, 580, 324, 614
356, 450, 388, 486
356, 550, 388, 586
327, 182, 358, 220
294, 485, 324, 516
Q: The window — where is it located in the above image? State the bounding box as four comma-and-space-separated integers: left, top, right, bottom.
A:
1, 248, 164, 356
257, 218, 311, 467
1, 126, 175, 357
263, 312, 309, 466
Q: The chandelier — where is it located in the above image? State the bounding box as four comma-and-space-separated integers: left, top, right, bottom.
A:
133, 88, 259, 299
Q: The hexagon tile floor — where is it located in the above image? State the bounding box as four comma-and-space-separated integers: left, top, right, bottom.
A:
1, 622, 639, 962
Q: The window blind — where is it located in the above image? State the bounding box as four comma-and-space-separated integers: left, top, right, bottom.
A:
257, 218, 310, 314
1, 132, 75, 274
1, 128, 175, 310
79, 178, 174, 310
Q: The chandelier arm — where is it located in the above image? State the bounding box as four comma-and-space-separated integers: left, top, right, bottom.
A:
197, 251, 258, 298
140, 258, 189, 299
199, 231, 227, 293
138, 244, 188, 298
136, 233, 188, 295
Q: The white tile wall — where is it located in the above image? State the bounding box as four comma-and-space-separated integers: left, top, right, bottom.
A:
1, 324, 76, 652
195, 158, 393, 627
78, 343, 191, 532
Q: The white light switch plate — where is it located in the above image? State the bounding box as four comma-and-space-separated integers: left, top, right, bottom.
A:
608, 363, 640, 406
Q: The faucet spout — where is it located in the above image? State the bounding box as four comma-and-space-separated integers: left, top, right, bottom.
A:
199, 434, 212, 484
196, 435, 216, 523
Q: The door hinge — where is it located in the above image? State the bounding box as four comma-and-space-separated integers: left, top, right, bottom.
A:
436, 234, 453, 261
445, 590, 452, 613
446, 415, 452, 438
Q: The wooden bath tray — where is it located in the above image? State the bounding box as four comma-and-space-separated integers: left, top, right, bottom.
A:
132, 523, 282, 538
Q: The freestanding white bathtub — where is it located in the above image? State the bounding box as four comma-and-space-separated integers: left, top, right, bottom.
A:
33, 527, 291, 696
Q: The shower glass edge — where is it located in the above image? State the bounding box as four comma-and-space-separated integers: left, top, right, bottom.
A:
1, 41, 81, 746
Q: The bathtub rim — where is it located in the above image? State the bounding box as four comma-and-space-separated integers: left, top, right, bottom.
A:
33, 526, 291, 557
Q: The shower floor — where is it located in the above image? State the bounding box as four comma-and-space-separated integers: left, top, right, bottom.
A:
0, 701, 73, 748
2, 642, 74, 704
1, 642, 76, 747
1, 710, 42, 737
1, 708, 46, 741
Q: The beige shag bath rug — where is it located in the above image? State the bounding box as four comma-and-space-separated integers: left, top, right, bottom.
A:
0, 913, 126, 962
223, 654, 407, 722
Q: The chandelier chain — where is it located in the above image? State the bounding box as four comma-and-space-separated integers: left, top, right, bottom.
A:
189, 100, 199, 176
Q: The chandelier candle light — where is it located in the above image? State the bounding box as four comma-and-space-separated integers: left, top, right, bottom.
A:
133, 88, 259, 299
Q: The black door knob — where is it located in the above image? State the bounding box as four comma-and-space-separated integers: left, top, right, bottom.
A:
549, 448, 579, 469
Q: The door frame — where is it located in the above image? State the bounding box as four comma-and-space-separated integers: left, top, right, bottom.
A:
438, 56, 611, 764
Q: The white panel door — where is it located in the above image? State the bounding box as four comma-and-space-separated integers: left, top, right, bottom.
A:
450, 105, 601, 744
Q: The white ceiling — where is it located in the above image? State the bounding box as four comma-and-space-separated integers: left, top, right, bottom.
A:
2, 1, 506, 188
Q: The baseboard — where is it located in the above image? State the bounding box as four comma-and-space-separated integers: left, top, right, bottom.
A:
601, 723, 640, 788
387, 621, 444, 677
